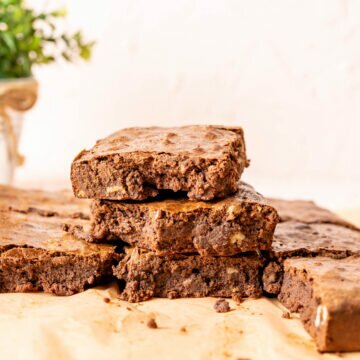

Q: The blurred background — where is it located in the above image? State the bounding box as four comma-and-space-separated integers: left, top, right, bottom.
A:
7, 0, 360, 209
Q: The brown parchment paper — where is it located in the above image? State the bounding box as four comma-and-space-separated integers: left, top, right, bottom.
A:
0, 210, 359, 360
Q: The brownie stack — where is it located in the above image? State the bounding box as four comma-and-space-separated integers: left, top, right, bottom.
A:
71, 125, 279, 302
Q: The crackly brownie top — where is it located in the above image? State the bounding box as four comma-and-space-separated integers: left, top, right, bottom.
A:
284, 256, 360, 307
273, 221, 360, 258
75, 125, 245, 161
0, 185, 90, 219
0, 186, 113, 256
267, 198, 357, 230
99, 182, 268, 213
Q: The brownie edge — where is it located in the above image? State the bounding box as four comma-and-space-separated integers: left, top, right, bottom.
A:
279, 257, 360, 352
0, 246, 115, 296
71, 125, 249, 201
0, 185, 118, 296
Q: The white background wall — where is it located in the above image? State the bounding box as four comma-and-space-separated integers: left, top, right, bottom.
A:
16, 0, 360, 209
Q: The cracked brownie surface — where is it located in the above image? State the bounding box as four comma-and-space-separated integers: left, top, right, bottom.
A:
71, 125, 249, 201
0, 185, 117, 296
267, 198, 358, 230
262, 199, 360, 296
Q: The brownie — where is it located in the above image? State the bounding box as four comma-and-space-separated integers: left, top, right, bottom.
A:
0, 186, 117, 296
71, 125, 249, 201
90, 182, 279, 256
279, 256, 360, 352
263, 221, 360, 294
272, 221, 360, 260
0, 185, 91, 219
267, 198, 358, 230
114, 248, 264, 302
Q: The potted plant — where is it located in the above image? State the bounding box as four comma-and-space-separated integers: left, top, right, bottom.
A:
0, 0, 94, 184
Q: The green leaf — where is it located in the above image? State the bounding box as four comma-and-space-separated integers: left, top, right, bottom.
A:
1, 32, 17, 53
50, 8, 67, 18
0, 1, 94, 78
80, 46, 91, 60
61, 52, 72, 62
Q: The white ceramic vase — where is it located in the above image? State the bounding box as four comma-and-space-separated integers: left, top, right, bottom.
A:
0, 77, 38, 184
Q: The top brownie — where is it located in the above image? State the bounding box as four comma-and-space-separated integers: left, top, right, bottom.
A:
71, 125, 248, 201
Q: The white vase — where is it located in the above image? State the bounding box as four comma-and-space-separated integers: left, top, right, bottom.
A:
0, 77, 38, 185
0, 111, 23, 184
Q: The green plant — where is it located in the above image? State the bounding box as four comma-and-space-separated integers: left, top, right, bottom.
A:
0, 0, 94, 79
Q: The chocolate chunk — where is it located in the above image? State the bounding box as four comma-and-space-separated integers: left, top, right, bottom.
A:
147, 318, 158, 329
90, 182, 278, 256
281, 311, 291, 319
71, 125, 249, 201
279, 256, 360, 352
214, 299, 231, 313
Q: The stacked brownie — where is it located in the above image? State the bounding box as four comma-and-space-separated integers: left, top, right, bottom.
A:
0, 124, 359, 352
68, 124, 360, 352
262, 199, 360, 352
71, 125, 279, 302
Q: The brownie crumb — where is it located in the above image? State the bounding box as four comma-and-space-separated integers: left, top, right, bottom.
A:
103, 297, 111, 304
71, 211, 90, 220
147, 318, 158, 329
282, 311, 291, 319
167, 290, 179, 299
232, 293, 244, 305
126, 307, 132, 311
214, 299, 231, 313
180, 326, 187, 333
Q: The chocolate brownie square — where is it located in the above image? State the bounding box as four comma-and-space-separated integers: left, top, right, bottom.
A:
114, 248, 265, 302
267, 198, 358, 230
279, 256, 360, 352
0, 185, 90, 219
90, 182, 278, 256
71, 125, 248, 201
262, 220, 360, 295
0, 186, 117, 296
272, 221, 360, 260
